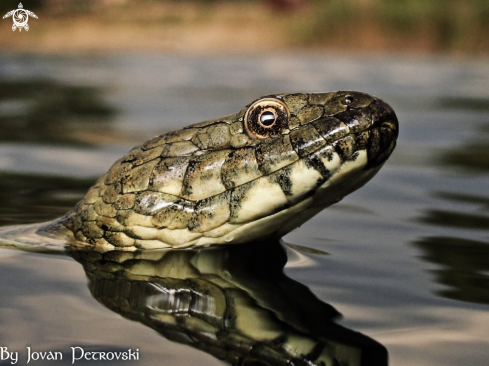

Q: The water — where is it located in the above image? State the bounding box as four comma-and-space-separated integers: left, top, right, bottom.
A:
0, 54, 488, 365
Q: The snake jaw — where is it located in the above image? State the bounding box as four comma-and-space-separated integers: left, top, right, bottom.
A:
62, 91, 399, 251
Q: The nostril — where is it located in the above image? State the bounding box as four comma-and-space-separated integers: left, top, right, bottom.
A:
344, 95, 354, 105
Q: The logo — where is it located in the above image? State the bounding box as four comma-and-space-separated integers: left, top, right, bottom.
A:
3, 3, 38, 32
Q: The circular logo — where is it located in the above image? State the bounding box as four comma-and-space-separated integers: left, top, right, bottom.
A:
12, 9, 28, 28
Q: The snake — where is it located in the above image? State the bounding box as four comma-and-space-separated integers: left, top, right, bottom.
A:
0, 91, 398, 252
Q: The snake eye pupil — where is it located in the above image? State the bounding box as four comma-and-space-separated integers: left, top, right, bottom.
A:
260, 111, 276, 127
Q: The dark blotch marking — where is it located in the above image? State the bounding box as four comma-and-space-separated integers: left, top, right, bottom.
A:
170, 199, 195, 229
152, 199, 195, 229
150, 156, 189, 191
188, 191, 231, 232
102, 184, 118, 204
189, 203, 214, 232
180, 150, 230, 199
229, 181, 256, 220
289, 124, 326, 157
221, 148, 261, 190
367, 127, 396, 167
333, 136, 355, 161
134, 192, 176, 215
180, 160, 199, 197
354, 131, 369, 151
334, 108, 372, 133
370, 99, 399, 139
254, 135, 297, 175
113, 193, 136, 210
312, 117, 349, 144
273, 167, 294, 197
306, 149, 333, 180
348, 151, 360, 162
104, 160, 132, 186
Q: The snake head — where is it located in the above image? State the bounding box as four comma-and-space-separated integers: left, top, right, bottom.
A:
65, 91, 399, 250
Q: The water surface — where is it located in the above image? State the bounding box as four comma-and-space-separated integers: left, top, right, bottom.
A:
0, 54, 488, 366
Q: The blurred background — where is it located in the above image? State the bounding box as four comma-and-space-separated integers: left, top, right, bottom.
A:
0, 0, 488, 55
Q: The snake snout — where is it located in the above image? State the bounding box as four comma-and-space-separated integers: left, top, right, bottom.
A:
366, 97, 399, 168
370, 98, 399, 138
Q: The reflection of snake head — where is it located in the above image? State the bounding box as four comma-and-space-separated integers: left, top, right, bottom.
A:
57, 91, 399, 251
69, 240, 388, 366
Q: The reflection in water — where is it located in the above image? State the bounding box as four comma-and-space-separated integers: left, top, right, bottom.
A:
434, 192, 489, 211
414, 236, 489, 305
436, 96, 489, 111
441, 141, 489, 172
418, 191, 489, 231
69, 241, 387, 366
417, 118, 489, 304
415, 190, 489, 304
283, 242, 329, 256
439, 123, 489, 173
0, 79, 115, 145
418, 209, 489, 230
0, 172, 93, 226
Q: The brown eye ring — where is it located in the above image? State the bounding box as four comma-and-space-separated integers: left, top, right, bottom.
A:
244, 98, 290, 139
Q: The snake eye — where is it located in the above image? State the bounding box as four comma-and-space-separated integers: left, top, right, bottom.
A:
259, 111, 277, 127
244, 98, 290, 139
